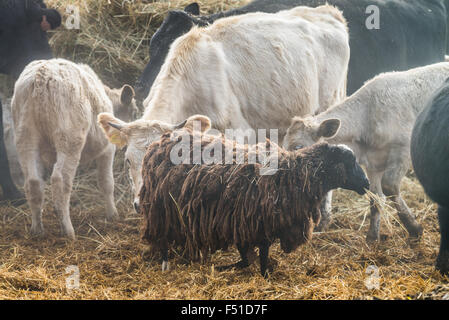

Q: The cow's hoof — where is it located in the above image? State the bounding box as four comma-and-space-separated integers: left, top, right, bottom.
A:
436, 251, 449, 276
30, 225, 45, 238
106, 209, 119, 222
61, 225, 75, 241
408, 224, 424, 240
1, 189, 26, 206
366, 232, 380, 243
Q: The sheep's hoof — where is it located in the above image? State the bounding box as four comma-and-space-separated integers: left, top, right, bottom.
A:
162, 260, 170, 271
315, 216, 331, 232
216, 260, 250, 271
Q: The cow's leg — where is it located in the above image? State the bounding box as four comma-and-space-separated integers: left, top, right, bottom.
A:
436, 205, 449, 275
0, 103, 23, 202
366, 171, 385, 242
95, 145, 118, 221
20, 150, 46, 236
316, 191, 333, 231
381, 162, 423, 240
50, 151, 81, 240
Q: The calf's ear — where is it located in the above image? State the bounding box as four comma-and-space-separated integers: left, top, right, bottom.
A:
183, 115, 212, 132
184, 3, 200, 15
97, 112, 128, 149
317, 119, 341, 139
120, 85, 135, 106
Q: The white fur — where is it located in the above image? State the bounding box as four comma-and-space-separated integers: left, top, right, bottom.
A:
12, 59, 135, 239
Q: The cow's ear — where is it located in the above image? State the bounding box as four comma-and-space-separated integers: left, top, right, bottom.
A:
184, 115, 211, 132
120, 85, 135, 106
317, 119, 341, 138
184, 3, 200, 15
98, 113, 128, 149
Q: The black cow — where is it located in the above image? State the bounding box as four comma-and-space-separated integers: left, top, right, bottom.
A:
135, 0, 447, 100
0, 0, 61, 203
411, 78, 449, 275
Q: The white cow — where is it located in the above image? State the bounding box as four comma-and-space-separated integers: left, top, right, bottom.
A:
12, 59, 137, 239
283, 62, 449, 241
98, 5, 350, 211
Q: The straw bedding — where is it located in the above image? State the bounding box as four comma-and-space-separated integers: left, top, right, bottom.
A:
0, 0, 448, 300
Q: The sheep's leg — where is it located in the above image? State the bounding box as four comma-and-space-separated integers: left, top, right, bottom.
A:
161, 243, 169, 271
381, 162, 423, 240
436, 205, 449, 275
215, 244, 256, 271
258, 242, 270, 278
316, 191, 333, 231
95, 145, 118, 221
366, 171, 385, 242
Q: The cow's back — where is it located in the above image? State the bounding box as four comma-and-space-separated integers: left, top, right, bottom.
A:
208, 6, 349, 132
145, 5, 349, 138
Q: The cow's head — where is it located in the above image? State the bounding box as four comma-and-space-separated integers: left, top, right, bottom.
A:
97, 113, 211, 212
134, 2, 204, 100
283, 117, 341, 150
104, 85, 138, 122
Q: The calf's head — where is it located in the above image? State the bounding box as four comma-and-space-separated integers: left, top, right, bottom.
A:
283, 117, 341, 151
104, 85, 138, 122
97, 113, 211, 211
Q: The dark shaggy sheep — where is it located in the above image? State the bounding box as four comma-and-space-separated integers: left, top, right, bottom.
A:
139, 123, 369, 276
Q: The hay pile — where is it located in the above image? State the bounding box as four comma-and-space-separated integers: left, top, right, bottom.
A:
0, 0, 448, 300
45, 0, 249, 88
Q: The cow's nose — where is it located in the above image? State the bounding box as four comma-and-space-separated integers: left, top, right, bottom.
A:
134, 201, 140, 213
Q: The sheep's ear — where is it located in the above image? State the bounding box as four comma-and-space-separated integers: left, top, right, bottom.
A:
184, 3, 200, 15
184, 115, 212, 132
98, 112, 128, 149
317, 119, 341, 138
120, 84, 135, 106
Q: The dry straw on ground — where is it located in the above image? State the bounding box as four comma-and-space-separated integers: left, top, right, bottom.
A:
0, 0, 448, 300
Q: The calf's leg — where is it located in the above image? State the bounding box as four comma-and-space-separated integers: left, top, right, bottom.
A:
20, 150, 46, 236
95, 145, 118, 221
436, 205, 449, 275
366, 171, 385, 242
50, 151, 82, 240
382, 163, 423, 240
0, 103, 23, 202
316, 191, 333, 231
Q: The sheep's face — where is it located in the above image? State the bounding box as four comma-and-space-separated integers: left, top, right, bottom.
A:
283, 117, 341, 151
97, 113, 212, 213
326, 144, 370, 195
